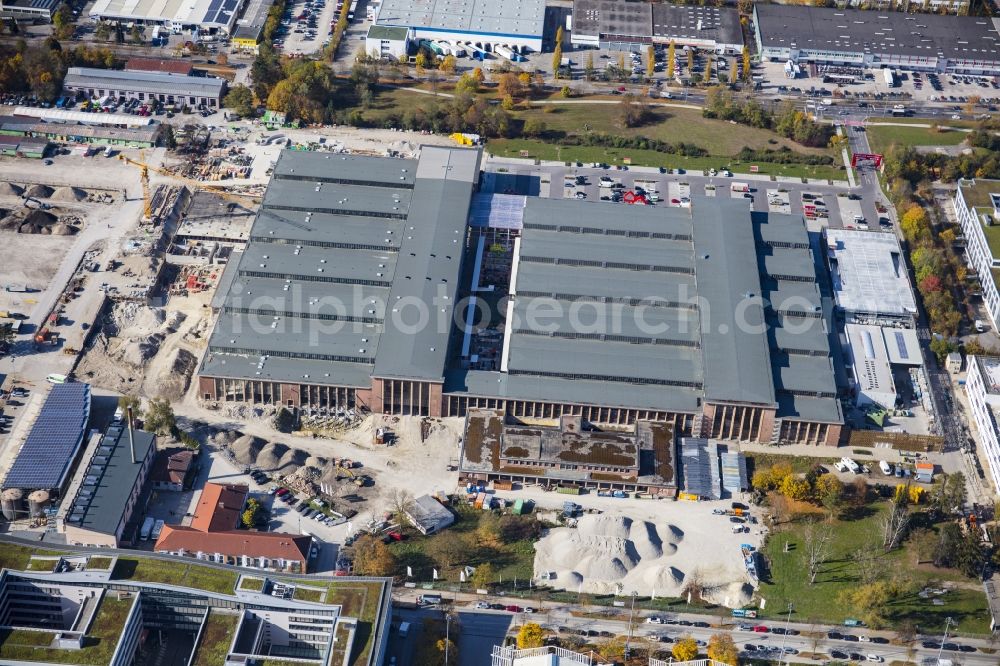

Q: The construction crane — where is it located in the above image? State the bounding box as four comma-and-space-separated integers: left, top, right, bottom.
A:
117, 153, 262, 219
133, 150, 152, 220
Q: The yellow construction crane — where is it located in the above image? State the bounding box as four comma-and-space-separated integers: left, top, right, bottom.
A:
117, 153, 262, 217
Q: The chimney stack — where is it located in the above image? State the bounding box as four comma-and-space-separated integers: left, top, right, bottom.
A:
126, 406, 136, 464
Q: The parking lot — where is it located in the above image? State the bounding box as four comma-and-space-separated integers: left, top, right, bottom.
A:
274, 0, 335, 55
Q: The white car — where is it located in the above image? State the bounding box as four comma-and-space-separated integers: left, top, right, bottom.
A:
866, 655, 883, 663
645, 616, 664, 624
858, 635, 871, 643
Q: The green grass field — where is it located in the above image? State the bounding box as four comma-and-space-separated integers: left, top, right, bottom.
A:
759, 503, 990, 635
113, 558, 238, 595
358, 86, 845, 180
866, 125, 969, 155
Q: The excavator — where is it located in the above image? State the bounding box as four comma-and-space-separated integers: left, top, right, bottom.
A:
118, 152, 262, 223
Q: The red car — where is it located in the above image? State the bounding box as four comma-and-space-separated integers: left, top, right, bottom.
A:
505, 605, 523, 613
753, 625, 769, 633
275, 488, 288, 496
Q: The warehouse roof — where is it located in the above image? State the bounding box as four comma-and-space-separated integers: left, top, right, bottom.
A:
11, 106, 155, 127
375, 0, 545, 39
89, 0, 241, 31
125, 57, 194, 75
573, 0, 743, 46
63, 426, 155, 536
404, 494, 455, 535
63, 67, 226, 98
754, 4, 1000, 62
272, 152, 418, 187
367, 24, 411, 41
825, 228, 917, 317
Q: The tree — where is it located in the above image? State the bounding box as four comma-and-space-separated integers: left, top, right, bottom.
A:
555, 25, 564, 49
224, 84, 255, 117
900, 204, 928, 241
241, 498, 261, 528
497, 72, 523, 99
703, 55, 713, 83
741, 46, 752, 82
388, 489, 414, 532
52, 4, 75, 39
585, 52, 595, 80
523, 117, 547, 137
129, 24, 144, 45
619, 94, 648, 128
94, 21, 111, 41
162, 124, 176, 150
439, 54, 456, 74
707, 633, 739, 665
472, 67, 485, 85
353, 534, 396, 576
414, 51, 427, 72
667, 41, 676, 79
598, 636, 625, 661
687, 47, 695, 73
552, 43, 563, 77
517, 623, 545, 649
646, 45, 655, 79
143, 398, 176, 435
117, 395, 143, 421
729, 57, 739, 84
428, 533, 468, 568
501, 94, 515, 111
455, 72, 480, 94
803, 520, 833, 584
476, 511, 502, 548
672, 637, 699, 661
877, 495, 910, 552
851, 543, 882, 584
814, 473, 844, 518
779, 474, 811, 501
560, 85, 570, 98
470, 562, 496, 589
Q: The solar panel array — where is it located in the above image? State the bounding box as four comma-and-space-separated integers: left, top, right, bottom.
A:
893, 331, 909, 360
468, 193, 526, 230
3, 383, 91, 491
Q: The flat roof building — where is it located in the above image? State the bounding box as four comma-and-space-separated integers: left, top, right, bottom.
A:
405, 494, 455, 534
60, 423, 156, 548
199, 150, 842, 447
824, 228, 917, 323
0, 115, 161, 148
89, 0, 243, 34
965, 355, 1000, 494
753, 4, 1000, 75
954, 179, 1000, 332
571, 0, 744, 54
844, 323, 897, 410
374, 0, 545, 52
63, 67, 226, 109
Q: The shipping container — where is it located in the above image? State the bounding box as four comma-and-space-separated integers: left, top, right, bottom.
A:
555, 486, 581, 495
493, 480, 513, 491
512, 499, 526, 515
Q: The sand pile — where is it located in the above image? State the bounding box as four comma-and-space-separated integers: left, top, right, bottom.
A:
121, 333, 164, 366
147, 348, 196, 401
0, 182, 23, 197
50, 186, 88, 202
230, 434, 269, 465
24, 184, 53, 199
534, 513, 753, 607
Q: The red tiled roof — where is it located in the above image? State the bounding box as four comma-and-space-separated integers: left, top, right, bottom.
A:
191, 483, 248, 532
155, 525, 310, 567
125, 57, 193, 76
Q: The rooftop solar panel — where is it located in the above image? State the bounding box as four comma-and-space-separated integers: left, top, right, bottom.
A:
3, 383, 91, 491
893, 331, 909, 360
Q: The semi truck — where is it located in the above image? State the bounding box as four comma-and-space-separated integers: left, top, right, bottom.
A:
882, 68, 896, 87
494, 45, 525, 62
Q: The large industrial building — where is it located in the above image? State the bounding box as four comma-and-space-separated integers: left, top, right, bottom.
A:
88, 0, 243, 35
1, 383, 91, 500
965, 355, 1000, 494
59, 422, 156, 548
199, 147, 843, 446
372, 0, 546, 53
571, 0, 744, 54
0, 559, 393, 666
62, 67, 226, 109
753, 4, 1000, 75
824, 227, 918, 324
954, 178, 1000, 332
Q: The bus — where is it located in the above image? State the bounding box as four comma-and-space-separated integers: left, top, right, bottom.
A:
347, 0, 357, 20
140, 517, 155, 540
46, 373, 68, 384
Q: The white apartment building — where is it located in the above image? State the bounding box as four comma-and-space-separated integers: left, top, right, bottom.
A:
964, 355, 1000, 495
954, 178, 1000, 331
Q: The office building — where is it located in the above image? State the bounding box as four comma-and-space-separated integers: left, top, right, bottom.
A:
965, 355, 1000, 494
954, 178, 1000, 331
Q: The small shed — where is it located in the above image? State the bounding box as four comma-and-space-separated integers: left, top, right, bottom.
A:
946, 352, 963, 373
915, 462, 935, 483
405, 494, 455, 535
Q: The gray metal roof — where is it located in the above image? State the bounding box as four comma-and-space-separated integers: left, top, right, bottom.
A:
272, 152, 418, 187
764, 279, 823, 316
209, 313, 381, 364
63, 67, 226, 98
773, 353, 838, 396
509, 298, 700, 346
770, 315, 829, 355
691, 199, 775, 406
261, 180, 412, 218
777, 393, 843, 424
754, 4, 1000, 63
444, 370, 703, 413
251, 211, 402, 250
514, 261, 697, 304
754, 210, 810, 249
573, 0, 743, 47
520, 230, 693, 272
375, 0, 545, 38
505, 334, 703, 387
764, 247, 818, 282
237, 242, 397, 286
222, 278, 388, 320
200, 353, 375, 388
372, 146, 481, 381
66, 427, 155, 536
522, 196, 693, 239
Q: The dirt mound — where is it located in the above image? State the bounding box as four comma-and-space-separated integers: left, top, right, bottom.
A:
50, 186, 88, 202
230, 435, 268, 466
148, 348, 196, 401
121, 333, 164, 366
255, 442, 309, 474
24, 184, 53, 199
50, 223, 78, 236
0, 182, 23, 197
18, 210, 68, 234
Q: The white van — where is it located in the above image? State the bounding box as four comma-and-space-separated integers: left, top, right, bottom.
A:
879, 460, 893, 476
840, 457, 861, 474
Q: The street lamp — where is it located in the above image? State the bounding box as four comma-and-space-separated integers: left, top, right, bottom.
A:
624, 590, 638, 657
936, 617, 953, 665
777, 602, 794, 665
444, 613, 451, 666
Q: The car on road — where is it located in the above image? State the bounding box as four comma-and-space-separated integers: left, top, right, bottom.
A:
849, 653, 864, 662
752, 625, 768, 633
843, 634, 860, 642
738, 624, 754, 631
645, 617, 664, 624
867, 655, 883, 663
942, 643, 959, 651
921, 641, 940, 649
658, 635, 673, 643
505, 605, 523, 613
870, 637, 889, 645
743, 644, 756, 652
827, 631, 842, 640
829, 650, 848, 659
475, 601, 490, 609
692, 621, 710, 628
858, 635, 870, 643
